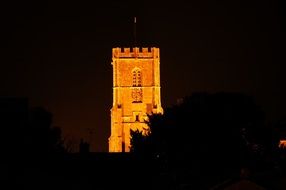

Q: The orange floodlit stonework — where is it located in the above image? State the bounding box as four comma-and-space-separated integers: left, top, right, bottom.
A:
279, 140, 286, 149
109, 47, 163, 152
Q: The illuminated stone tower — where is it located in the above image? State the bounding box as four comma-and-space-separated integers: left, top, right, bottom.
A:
109, 47, 163, 152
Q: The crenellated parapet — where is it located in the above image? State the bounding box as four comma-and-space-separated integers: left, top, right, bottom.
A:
112, 47, 159, 58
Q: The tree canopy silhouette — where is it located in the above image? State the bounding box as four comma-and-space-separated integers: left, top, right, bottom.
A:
27, 107, 65, 157
130, 92, 278, 189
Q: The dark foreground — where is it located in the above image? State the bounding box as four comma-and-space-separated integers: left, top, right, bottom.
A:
1, 152, 286, 190
1, 153, 166, 190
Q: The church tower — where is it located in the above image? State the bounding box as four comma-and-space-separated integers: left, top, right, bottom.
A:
109, 47, 163, 152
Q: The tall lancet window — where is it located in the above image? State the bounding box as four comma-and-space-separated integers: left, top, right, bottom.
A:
132, 68, 142, 103
132, 69, 142, 87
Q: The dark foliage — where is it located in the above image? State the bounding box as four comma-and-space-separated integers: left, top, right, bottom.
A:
79, 138, 90, 155
27, 107, 65, 157
131, 92, 280, 189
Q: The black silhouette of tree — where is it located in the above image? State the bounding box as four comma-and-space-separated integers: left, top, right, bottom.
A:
79, 138, 90, 154
27, 107, 65, 157
131, 92, 278, 189
63, 136, 77, 153
0, 97, 28, 161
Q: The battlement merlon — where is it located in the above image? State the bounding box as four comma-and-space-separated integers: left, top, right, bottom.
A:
112, 47, 160, 59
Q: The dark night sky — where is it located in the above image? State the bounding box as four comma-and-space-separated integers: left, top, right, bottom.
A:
0, 0, 285, 152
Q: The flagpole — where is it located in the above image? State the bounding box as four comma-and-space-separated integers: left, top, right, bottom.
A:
134, 16, 137, 47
